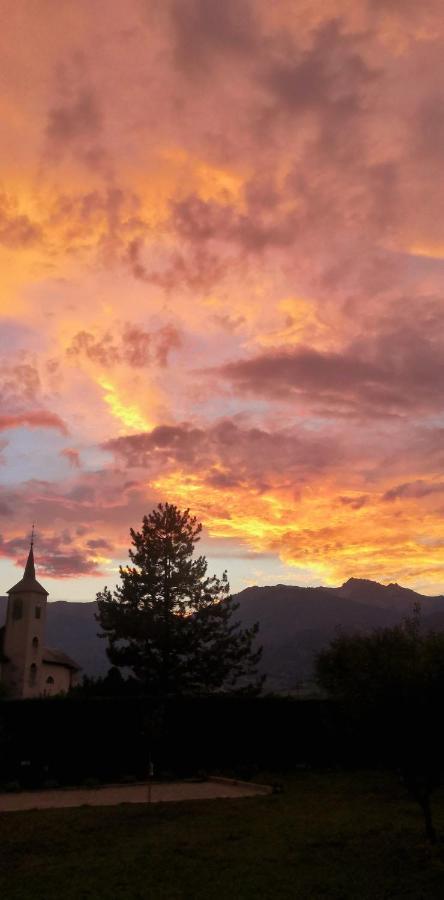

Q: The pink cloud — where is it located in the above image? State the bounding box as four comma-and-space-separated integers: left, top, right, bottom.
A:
0, 411, 68, 435
60, 448, 81, 468
0, 533, 103, 578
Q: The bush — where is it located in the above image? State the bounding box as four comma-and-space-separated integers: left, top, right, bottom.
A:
42, 779, 59, 790
2, 781, 21, 793
83, 777, 100, 789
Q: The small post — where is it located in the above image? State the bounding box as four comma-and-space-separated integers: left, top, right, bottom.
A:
147, 758, 154, 804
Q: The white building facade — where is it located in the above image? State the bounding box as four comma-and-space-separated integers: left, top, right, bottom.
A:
0, 544, 80, 698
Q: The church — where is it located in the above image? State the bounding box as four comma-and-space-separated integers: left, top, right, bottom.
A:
0, 542, 81, 698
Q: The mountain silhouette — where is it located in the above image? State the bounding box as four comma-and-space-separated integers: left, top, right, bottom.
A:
1, 579, 443, 691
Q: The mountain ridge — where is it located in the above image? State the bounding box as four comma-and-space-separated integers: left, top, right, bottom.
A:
1, 578, 443, 690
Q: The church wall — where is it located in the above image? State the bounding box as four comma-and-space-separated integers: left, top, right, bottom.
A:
41, 663, 76, 696
2, 591, 47, 699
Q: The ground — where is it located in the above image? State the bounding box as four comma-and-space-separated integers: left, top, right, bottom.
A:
0, 779, 270, 812
1, 771, 444, 899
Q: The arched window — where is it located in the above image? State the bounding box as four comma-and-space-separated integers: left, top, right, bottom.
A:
46, 676, 54, 685
32, 636, 39, 649
29, 663, 37, 686
12, 598, 23, 620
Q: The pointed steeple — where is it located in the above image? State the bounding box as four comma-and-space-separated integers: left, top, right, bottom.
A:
7, 531, 48, 596
24, 542, 36, 580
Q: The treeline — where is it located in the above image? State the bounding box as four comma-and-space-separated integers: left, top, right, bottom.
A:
1, 692, 444, 790
0, 695, 326, 788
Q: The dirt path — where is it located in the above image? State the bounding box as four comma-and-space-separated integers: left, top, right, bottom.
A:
0, 779, 271, 812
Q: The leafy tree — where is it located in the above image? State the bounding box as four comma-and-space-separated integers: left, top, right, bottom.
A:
96, 503, 263, 698
72, 668, 141, 698
316, 606, 444, 843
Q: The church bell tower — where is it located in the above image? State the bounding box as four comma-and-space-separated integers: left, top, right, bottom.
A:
2, 537, 49, 699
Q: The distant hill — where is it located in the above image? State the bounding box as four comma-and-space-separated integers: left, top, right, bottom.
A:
235, 581, 443, 690
1, 579, 443, 691
333, 577, 443, 613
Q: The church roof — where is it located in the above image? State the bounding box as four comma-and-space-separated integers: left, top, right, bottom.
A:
0, 625, 80, 671
43, 647, 81, 671
7, 544, 48, 596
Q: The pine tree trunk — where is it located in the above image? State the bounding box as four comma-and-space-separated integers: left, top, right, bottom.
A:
162, 547, 171, 697
420, 797, 437, 845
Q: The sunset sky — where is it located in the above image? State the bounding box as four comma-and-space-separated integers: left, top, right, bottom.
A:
1, 0, 444, 600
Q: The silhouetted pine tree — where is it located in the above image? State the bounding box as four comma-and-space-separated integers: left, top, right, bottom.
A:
96, 503, 263, 697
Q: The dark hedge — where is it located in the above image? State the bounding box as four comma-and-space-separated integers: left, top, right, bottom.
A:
1, 694, 442, 788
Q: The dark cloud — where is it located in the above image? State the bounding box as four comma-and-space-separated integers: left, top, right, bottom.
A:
155, 324, 182, 366
263, 19, 377, 119
39, 551, 101, 577
0, 363, 40, 406
45, 86, 106, 169
121, 326, 151, 367
0, 419, 10, 461
0, 195, 42, 249
60, 448, 81, 468
168, 158, 398, 273
126, 237, 148, 281
168, 0, 257, 73
67, 323, 182, 369
338, 495, 370, 510
1, 471, 152, 528
158, 19, 409, 295
86, 538, 113, 551
216, 323, 444, 419
0, 361, 70, 447
126, 235, 228, 293
415, 90, 444, 168
212, 313, 246, 333
0, 500, 12, 517
43, 56, 113, 175
67, 331, 121, 367
46, 88, 102, 144
45, 185, 150, 264
0, 532, 103, 578
65, 483, 96, 504
383, 480, 444, 502
104, 419, 344, 487
171, 191, 298, 255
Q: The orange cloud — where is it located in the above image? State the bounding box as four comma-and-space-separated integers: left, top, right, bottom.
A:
97, 377, 154, 433
152, 468, 444, 590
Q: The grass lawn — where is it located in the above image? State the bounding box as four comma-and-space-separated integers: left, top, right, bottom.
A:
1, 771, 444, 899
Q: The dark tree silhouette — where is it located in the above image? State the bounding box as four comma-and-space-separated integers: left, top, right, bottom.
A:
96, 503, 263, 698
316, 605, 444, 843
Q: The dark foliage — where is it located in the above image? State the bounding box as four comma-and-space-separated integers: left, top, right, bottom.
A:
72, 667, 143, 698
0, 695, 330, 788
96, 504, 263, 697
316, 606, 444, 843
2, 686, 444, 835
